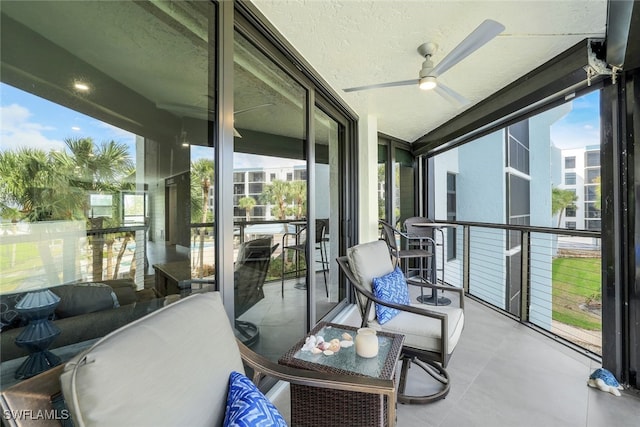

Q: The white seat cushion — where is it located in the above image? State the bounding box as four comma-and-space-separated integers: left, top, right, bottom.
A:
60, 292, 244, 427
368, 304, 464, 355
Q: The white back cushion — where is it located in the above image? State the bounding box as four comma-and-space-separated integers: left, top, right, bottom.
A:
347, 240, 395, 321
60, 292, 244, 427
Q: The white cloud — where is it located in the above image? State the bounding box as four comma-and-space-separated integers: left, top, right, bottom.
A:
551, 122, 600, 149
0, 104, 66, 152
96, 121, 135, 141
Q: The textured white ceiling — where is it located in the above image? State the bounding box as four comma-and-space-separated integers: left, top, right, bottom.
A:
253, 0, 608, 142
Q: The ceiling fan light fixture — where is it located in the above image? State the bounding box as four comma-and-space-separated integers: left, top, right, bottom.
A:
419, 76, 437, 91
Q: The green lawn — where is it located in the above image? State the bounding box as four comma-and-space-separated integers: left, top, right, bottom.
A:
0, 241, 47, 293
551, 257, 602, 331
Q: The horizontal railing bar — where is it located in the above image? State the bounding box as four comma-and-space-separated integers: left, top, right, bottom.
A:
434, 220, 600, 238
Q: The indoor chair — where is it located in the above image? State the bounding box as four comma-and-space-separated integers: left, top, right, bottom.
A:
233, 237, 279, 346
178, 238, 278, 347
280, 219, 329, 297
336, 240, 465, 403
0, 292, 397, 427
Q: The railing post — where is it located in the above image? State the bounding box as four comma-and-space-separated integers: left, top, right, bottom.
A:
463, 225, 470, 294
520, 230, 530, 323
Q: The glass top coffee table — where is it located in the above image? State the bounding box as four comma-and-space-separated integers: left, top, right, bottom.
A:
279, 322, 404, 427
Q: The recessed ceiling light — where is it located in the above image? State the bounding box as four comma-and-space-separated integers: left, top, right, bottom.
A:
74, 82, 90, 91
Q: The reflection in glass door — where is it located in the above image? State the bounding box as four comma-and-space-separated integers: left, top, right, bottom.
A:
314, 108, 342, 322
233, 31, 307, 360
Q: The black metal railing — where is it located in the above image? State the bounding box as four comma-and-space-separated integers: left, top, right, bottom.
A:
431, 220, 602, 357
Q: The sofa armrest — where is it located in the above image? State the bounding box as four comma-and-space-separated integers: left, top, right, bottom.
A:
0, 365, 66, 427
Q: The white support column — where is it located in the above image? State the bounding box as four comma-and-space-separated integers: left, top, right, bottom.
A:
357, 114, 379, 243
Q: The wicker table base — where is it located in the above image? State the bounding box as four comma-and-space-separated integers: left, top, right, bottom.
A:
279, 322, 404, 427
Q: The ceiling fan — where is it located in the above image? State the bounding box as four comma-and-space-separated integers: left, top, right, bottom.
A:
343, 19, 505, 106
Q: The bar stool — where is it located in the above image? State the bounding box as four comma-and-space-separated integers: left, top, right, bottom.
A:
378, 220, 435, 295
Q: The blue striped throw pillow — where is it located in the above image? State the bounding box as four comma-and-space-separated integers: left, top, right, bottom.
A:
224, 371, 287, 427
372, 266, 410, 324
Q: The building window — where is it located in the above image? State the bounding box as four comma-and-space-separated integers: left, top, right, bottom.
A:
248, 172, 265, 182
585, 186, 598, 201
446, 173, 457, 260
566, 221, 576, 229
248, 183, 263, 194
294, 169, 307, 180
565, 172, 576, 185
565, 206, 576, 217
507, 121, 530, 174
234, 172, 245, 183
585, 203, 601, 218
586, 169, 600, 184
586, 151, 600, 167
586, 220, 601, 231
565, 156, 576, 169
286, 172, 293, 181
270, 173, 276, 181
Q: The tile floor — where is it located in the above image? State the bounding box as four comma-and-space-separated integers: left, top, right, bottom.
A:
336, 289, 640, 427
148, 241, 640, 426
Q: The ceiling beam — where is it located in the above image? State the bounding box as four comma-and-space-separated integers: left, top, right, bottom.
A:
413, 39, 595, 156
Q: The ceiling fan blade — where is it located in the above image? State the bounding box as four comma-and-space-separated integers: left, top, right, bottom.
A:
234, 103, 274, 115
434, 82, 471, 106
431, 19, 505, 78
343, 79, 417, 93
156, 102, 211, 116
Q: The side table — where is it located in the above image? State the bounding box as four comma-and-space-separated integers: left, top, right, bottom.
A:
279, 322, 404, 427
153, 261, 191, 297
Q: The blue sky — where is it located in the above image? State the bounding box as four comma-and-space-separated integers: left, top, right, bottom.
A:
0, 83, 302, 170
1, 83, 136, 154
550, 90, 600, 149
1, 82, 601, 161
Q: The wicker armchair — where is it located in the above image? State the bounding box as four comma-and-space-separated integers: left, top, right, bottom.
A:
337, 240, 465, 404
0, 292, 396, 426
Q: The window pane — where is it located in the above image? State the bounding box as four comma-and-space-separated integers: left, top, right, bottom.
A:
586, 151, 600, 167
233, 30, 307, 360
565, 172, 576, 185
0, 0, 216, 382
394, 148, 414, 227
565, 156, 576, 169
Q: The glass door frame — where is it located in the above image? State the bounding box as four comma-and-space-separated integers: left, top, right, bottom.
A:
218, 3, 359, 333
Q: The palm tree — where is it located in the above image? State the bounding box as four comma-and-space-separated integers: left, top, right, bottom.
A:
238, 196, 256, 222
0, 139, 134, 281
191, 159, 215, 277
0, 148, 82, 221
288, 180, 306, 219
552, 187, 578, 228
262, 180, 290, 220
59, 138, 134, 280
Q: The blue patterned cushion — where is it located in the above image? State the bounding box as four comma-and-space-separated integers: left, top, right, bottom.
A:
224, 371, 287, 427
372, 266, 410, 324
